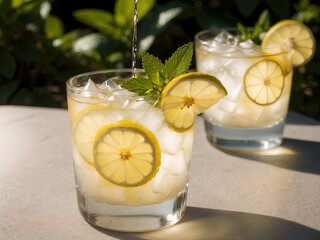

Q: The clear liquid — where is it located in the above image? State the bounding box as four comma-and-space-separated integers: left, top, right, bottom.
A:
76, 185, 188, 232
204, 118, 285, 151
132, 0, 139, 78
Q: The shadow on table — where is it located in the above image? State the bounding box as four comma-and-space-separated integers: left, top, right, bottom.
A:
90, 206, 320, 240
286, 111, 320, 126
224, 138, 320, 175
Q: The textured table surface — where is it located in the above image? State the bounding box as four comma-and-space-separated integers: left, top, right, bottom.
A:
0, 106, 320, 240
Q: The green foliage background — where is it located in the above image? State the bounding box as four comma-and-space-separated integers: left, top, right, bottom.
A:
0, 0, 319, 120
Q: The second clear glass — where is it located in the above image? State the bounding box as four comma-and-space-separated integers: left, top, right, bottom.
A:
195, 29, 293, 151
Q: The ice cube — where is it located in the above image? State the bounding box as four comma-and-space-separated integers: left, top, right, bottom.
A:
99, 78, 121, 92
151, 167, 187, 196
215, 98, 237, 113
162, 151, 187, 175
181, 128, 194, 161
215, 71, 242, 102
125, 182, 164, 205
203, 106, 228, 125
79, 78, 105, 101
224, 58, 254, 77
234, 97, 264, 122
98, 184, 127, 204
104, 89, 135, 109
156, 126, 184, 155
213, 30, 239, 46
239, 39, 254, 48
135, 108, 165, 132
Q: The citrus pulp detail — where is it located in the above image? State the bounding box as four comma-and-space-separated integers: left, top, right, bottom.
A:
159, 72, 227, 132
262, 19, 316, 67
93, 120, 161, 187
73, 106, 109, 165
243, 59, 284, 106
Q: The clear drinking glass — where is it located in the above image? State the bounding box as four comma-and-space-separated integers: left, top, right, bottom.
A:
67, 69, 193, 232
195, 29, 293, 151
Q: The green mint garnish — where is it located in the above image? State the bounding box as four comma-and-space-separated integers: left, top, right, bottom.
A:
121, 42, 194, 96
237, 10, 270, 44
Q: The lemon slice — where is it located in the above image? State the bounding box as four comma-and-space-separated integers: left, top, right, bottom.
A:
159, 72, 227, 131
243, 59, 284, 106
93, 120, 161, 187
73, 106, 109, 165
262, 19, 316, 67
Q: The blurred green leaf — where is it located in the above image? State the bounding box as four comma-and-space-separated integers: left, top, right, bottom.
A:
0, 47, 16, 79
258, 9, 270, 31
73, 9, 115, 35
45, 15, 64, 39
114, 0, 155, 28
0, 80, 19, 104
266, 0, 291, 18
73, 33, 117, 59
138, 1, 189, 53
53, 29, 91, 51
11, 0, 24, 8
236, 0, 261, 17
12, 39, 42, 63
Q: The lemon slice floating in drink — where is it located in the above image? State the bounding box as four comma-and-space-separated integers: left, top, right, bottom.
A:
73, 106, 109, 165
262, 19, 316, 67
93, 120, 161, 187
243, 59, 284, 106
159, 72, 227, 132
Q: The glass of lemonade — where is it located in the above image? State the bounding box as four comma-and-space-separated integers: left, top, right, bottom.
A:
195, 21, 315, 151
67, 69, 194, 232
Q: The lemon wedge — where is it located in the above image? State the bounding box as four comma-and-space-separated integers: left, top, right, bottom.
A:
243, 59, 284, 106
72, 106, 109, 165
262, 19, 316, 67
93, 120, 161, 187
159, 72, 227, 131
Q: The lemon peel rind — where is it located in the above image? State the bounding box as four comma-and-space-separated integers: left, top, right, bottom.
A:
93, 120, 161, 188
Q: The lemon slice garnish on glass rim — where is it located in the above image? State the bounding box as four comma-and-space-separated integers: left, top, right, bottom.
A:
262, 19, 316, 67
243, 58, 284, 106
73, 106, 109, 165
159, 72, 227, 132
93, 120, 161, 187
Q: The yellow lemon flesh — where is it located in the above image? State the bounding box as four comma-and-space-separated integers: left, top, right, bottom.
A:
262, 19, 316, 67
243, 59, 284, 106
159, 72, 227, 132
93, 120, 161, 187
72, 106, 109, 165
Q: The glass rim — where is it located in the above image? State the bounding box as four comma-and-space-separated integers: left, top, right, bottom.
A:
66, 68, 144, 87
66, 68, 160, 100
194, 28, 289, 55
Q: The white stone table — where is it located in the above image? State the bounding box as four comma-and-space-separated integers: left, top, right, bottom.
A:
1, 106, 320, 240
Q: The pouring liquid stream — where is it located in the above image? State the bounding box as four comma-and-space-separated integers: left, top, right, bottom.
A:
132, 0, 139, 78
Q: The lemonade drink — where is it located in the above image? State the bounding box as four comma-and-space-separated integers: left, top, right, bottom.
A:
195, 21, 315, 150
67, 70, 193, 231
67, 64, 227, 231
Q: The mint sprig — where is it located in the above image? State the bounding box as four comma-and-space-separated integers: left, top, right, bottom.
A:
237, 10, 270, 44
121, 42, 194, 96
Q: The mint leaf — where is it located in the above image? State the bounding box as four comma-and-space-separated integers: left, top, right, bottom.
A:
258, 9, 270, 31
165, 42, 193, 82
237, 10, 270, 44
142, 52, 166, 87
120, 77, 158, 96
121, 43, 194, 97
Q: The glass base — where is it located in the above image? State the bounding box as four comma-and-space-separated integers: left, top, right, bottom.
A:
76, 186, 188, 232
204, 119, 285, 151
